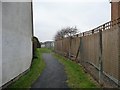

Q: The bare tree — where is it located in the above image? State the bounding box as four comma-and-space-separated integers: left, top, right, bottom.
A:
64, 26, 78, 37
54, 26, 78, 58
54, 30, 64, 40
55, 26, 78, 40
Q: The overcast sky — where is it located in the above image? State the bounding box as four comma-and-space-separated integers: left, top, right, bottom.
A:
33, 0, 111, 42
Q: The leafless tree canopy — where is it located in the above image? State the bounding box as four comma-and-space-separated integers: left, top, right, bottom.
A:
55, 26, 78, 40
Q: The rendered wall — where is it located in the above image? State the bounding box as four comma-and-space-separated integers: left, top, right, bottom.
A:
2, 2, 33, 87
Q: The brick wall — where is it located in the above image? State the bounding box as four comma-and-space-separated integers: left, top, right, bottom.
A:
111, 2, 120, 20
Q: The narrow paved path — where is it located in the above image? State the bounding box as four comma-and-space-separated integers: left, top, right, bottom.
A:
31, 53, 69, 88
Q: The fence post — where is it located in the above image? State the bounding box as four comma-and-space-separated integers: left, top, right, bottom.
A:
118, 19, 120, 88
99, 27, 103, 83
62, 38, 64, 56
92, 30, 94, 34
68, 36, 72, 59
75, 37, 81, 62
61, 38, 63, 55
68, 37, 71, 59
83, 33, 84, 36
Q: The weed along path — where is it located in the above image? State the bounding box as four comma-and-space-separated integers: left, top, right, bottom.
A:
31, 53, 69, 88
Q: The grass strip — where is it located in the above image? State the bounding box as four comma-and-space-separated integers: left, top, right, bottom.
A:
54, 53, 98, 88
8, 48, 46, 88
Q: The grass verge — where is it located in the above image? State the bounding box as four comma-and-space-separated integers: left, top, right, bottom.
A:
54, 53, 98, 88
8, 48, 46, 88
39, 48, 52, 53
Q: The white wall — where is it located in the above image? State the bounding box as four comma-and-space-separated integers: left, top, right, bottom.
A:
2, 2, 33, 86
41, 44, 45, 48
0, 1, 2, 88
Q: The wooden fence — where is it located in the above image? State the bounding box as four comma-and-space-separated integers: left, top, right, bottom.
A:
54, 18, 120, 87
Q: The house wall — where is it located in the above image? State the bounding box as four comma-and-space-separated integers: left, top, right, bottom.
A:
111, 2, 120, 20
0, 1, 2, 88
45, 42, 54, 49
2, 2, 33, 87
41, 44, 45, 48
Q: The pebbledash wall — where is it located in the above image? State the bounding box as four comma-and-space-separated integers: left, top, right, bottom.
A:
1, 2, 33, 87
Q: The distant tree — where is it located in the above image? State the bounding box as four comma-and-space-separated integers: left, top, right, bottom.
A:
33, 36, 41, 58
54, 26, 78, 58
55, 26, 78, 40
33, 36, 41, 48
66, 26, 78, 37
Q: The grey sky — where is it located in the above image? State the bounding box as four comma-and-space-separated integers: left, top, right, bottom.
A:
33, 0, 111, 42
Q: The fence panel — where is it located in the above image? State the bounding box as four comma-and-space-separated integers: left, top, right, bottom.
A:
71, 37, 80, 58
102, 27, 119, 84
